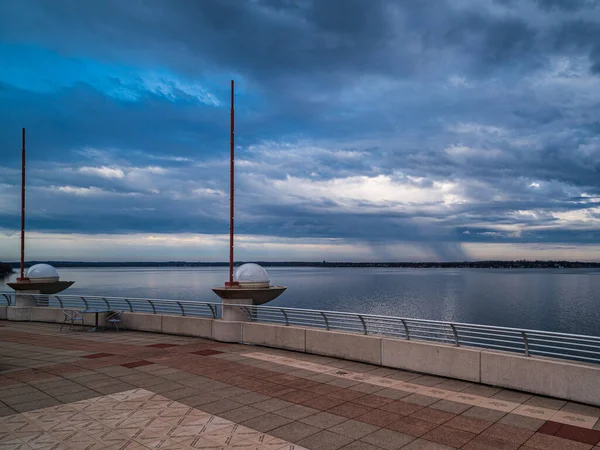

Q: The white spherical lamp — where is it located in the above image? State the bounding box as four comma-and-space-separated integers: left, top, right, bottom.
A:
234, 263, 270, 288
26, 264, 59, 282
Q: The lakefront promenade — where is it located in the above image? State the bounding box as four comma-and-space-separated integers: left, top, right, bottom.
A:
1, 316, 600, 449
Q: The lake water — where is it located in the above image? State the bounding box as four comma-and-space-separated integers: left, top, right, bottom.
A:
3, 267, 600, 335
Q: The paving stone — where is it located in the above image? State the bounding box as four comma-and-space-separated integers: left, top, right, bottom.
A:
429, 400, 471, 415
524, 396, 567, 410
380, 400, 424, 416
298, 430, 355, 450
387, 416, 438, 438
402, 438, 458, 449
462, 435, 520, 450
524, 432, 593, 450
403, 394, 439, 407
300, 395, 346, 411
491, 389, 533, 404
0, 406, 17, 417
177, 392, 224, 407
356, 409, 402, 427
0, 386, 42, 399
212, 386, 250, 399
93, 382, 134, 395
200, 398, 244, 414
53, 390, 99, 403
218, 405, 266, 423
498, 413, 544, 431
234, 392, 271, 405
2, 391, 52, 405
352, 395, 394, 409
276, 404, 320, 420
461, 406, 507, 423
422, 425, 476, 448
377, 388, 411, 400
385, 371, 420, 382
254, 398, 295, 412
329, 389, 367, 402
328, 402, 374, 419
434, 379, 473, 392
443, 416, 492, 436
350, 383, 386, 395
241, 413, 294, 432
12, 397, 61, 412
329, 420, 381, 440
327, 378, 362, 388
461, 385, 501, 398
339, 441, 380, 450
411, 376, 446, 387
561, 403, 600, 418
300, 412, 348, 429
278, 389, 320, 404
410, 408, 455, 425
161, 387, 203, 400
270, 421, 322, 442
361, 428, 415, 450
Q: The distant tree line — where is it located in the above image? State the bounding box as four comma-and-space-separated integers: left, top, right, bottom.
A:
6, 260, 600, 269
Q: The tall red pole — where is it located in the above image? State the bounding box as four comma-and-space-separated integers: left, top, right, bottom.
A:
227, 80, 236, 287
18, 128, 28, 282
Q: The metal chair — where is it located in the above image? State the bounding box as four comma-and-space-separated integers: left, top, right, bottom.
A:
104, 311, 126, 331
60, 310, 85, 331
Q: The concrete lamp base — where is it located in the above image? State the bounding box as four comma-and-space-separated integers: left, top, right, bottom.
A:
212, 286, 287, 322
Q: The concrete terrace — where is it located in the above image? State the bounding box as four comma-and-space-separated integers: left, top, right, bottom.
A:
1, 322, 600, 450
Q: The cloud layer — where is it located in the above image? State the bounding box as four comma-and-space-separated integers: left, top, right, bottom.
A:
1, 0, 600, 261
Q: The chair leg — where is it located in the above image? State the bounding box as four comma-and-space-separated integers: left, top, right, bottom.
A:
60, 318, 67, 331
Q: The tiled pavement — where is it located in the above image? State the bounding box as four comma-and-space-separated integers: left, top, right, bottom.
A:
1, 322, 600, 449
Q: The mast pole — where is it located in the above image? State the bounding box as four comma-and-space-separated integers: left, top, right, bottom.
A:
18, 128, 28, 281
228, 80, 236, 286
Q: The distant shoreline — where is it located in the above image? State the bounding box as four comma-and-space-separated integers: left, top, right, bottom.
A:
4, 260, 600, 269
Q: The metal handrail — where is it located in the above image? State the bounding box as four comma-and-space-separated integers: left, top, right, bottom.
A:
1, 292, 599, 364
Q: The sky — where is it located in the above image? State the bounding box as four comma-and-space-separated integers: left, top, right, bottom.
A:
1, 0, 600, 262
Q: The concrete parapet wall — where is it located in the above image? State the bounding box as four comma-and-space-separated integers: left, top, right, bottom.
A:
162, 315, 212, 339
243, 322, 306, 352
7, 307, 31, 321
0, 307, 7, 320
213, 320, 242, 343
306, 329, 382, 365
481, 350, 600, 406
30, 307, 63, 324
382, 338, 481, 383
121, 312, 162, 333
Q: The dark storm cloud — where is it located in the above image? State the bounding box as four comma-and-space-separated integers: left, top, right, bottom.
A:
1, 0, 600, 258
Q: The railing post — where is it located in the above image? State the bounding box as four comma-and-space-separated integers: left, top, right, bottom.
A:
207, 304, 217, 319
358, 315, 368, 335
2, 294, 11, 306
124, 299, 133, 312
101, 297, 110, 309
147, 300, 156, 314
280, 309, 289, 326
450, 324, 460, 346
55, 296, 64, 308
177, 302, 185, 316
401, 319, 410, 340
320, 312, 330, 330
521, 331, 530, 356
241, 306, 253, 321
81, 297, 89, 308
